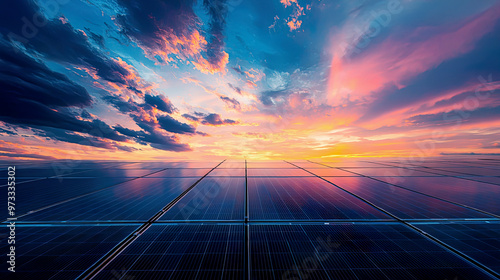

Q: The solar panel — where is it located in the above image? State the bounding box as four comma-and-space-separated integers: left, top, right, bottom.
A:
373, 177, 500, 215
160, 177, 245, 221
93, 224, 245, 280
2, 159, 499, 279
145, 168, 211, 177
413, 221, 500, 274
249, 223, 495, 279
0, 224, 138, 279
340, 167, 444, 177
247, 168, 313, 177
248, 177, 391, 220
324, 177, 492, 219
1, 178, 131, 218
20, 178, 198, 222
298, 168, 359, 176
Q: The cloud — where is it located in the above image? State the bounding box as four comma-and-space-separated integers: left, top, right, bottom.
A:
2, 0, 132, 85
0, 152, 55, 160
157, 115, 197, 135
219, 95, 242, 111
0, 39, 92, 108
182, 112, 238, 126
114, 125, 191, 152
0, 127, 17, 136
102, 92, 200, 137
0, 36, 192, 152
144, 94, 176, 113
114, 0, 230, 73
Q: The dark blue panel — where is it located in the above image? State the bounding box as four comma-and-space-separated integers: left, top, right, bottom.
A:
59, 168, 161, 178
161, 177, 245, 221
247, 168, 312, 176
20, 178, 198, 221
413, 221, 500, 274
375, 177, 500, 215
341, 167, 443, 177
94, 224, 244, 280
325, 177, 492, 219
0, 177, 131, 219
0, 224, 137, 280
119, 162, 220, 168
428, 167, 500, 176
250, 224, 495, 280
302, 168, 358, 176
248, 177, 390, 220
146, 168, 210, 177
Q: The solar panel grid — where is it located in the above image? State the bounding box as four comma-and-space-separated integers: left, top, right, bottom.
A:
0, 225, 138, 280
249, 224, 494, 280
248, 177, 391, 220
20, 178, 199, 222
321, 176, 493, 219
413, 222, 500, 275
93, 224, 245, 280
160, 177, 245, 221
370, 176, 500, 216
1, 159, 499, 280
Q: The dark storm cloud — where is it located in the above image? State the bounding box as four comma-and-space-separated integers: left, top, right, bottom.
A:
182, 112, 238, 126
0, 38, 92, 108
157, 115, 197, 134
0, 36, 190, 152
144, 94, 176, 113
0, 127, 17, 136
1, 0, 130, 84
114, 0, 197, 49
202, 0, 228, 66
114, 125, 191, 152
114, 0, 229, 69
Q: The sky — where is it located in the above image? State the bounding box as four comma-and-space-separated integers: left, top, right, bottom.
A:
1, 0, 500, 160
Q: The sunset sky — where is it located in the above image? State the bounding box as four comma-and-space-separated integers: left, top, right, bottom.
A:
1, 0, 500, 160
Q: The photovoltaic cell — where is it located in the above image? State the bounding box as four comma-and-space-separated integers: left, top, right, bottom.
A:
160, 177, 245, 221
58, 168, 162, 178
425, 167, 500, 176
341, 167, 443, 177
119, 162, 220, 169
248, 177, 390, 220
20, 178, 198, 222
412, 221, 500, 275
1, 178, 130, 219
300, 168, 359, 176
250, 223, 495, 280
375, 177, 500, 215
246, 162, 295, 168
94, 224, 244, 280
208, 168, 246, 177
145, 168, 211, 177
247, 168, 313, 177
456, 176, 500, 185
0, 224, 138, 280
324, 177, 492, 219
217, 161, 245, 169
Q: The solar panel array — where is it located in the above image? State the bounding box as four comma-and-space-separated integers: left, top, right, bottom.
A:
1, 158, 499, 279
